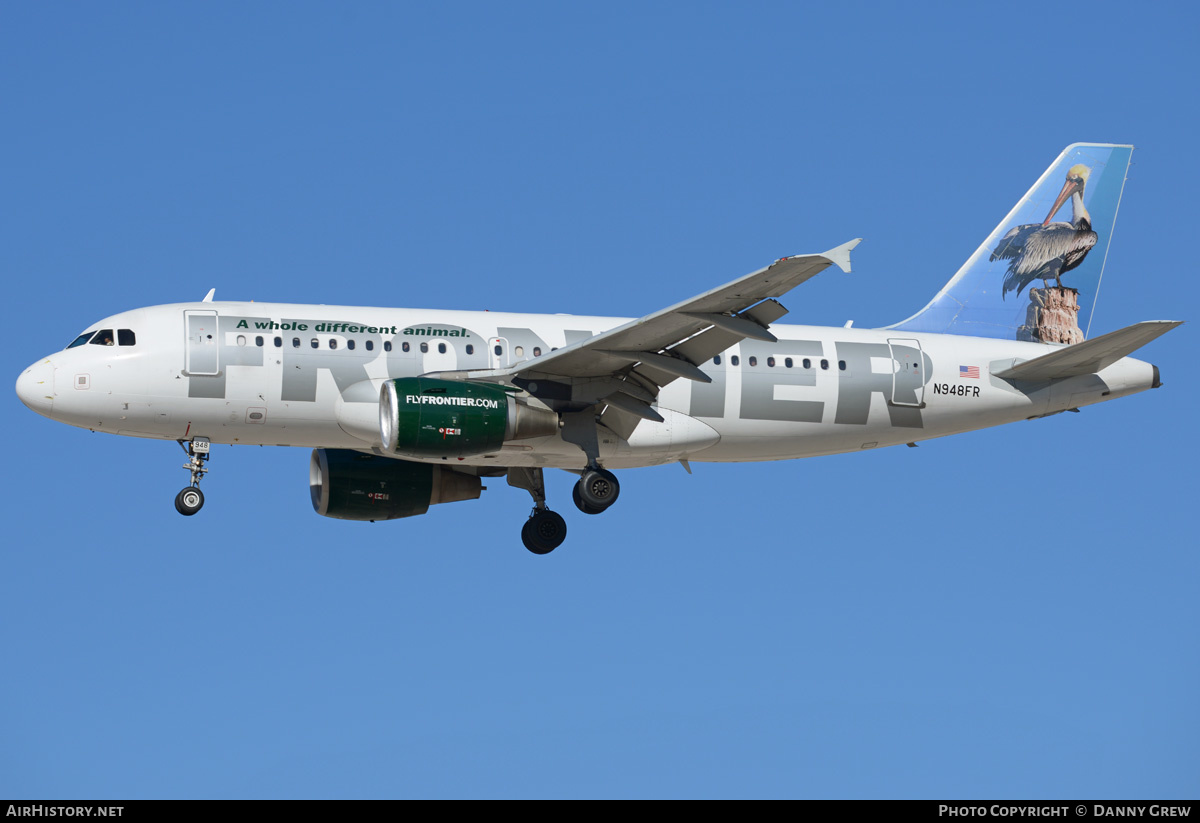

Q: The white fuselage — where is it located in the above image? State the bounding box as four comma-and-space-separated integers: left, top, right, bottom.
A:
16, 301, 1158, 470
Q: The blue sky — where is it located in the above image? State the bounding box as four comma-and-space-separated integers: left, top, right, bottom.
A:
3, 1, 1197, 799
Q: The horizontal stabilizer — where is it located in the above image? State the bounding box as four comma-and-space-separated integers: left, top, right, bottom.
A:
992, 321, 1182, 381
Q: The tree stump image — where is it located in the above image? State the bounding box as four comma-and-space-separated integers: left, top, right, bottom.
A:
1017, 286, 1084, 344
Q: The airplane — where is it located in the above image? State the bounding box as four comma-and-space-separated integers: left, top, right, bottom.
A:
15, 143, 1181, 554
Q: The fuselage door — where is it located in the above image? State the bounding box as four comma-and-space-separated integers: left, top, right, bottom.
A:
184, 310, 220, 375
488, 336, 509, 370
887, 337, 925, 407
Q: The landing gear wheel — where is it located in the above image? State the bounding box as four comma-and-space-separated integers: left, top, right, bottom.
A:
576, 468, 620, 512
572, 484, 604, 515
521, 510, 567, 555
175, 486, 205, 516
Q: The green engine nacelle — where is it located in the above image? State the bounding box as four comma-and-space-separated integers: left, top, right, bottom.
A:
379, 377, 558, 459
309, 449, 482, 521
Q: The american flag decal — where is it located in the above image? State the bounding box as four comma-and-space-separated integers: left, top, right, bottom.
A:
959, 365, 980, 379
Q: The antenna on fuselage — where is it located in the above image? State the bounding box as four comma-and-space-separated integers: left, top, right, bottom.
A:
202, 289, 215, 303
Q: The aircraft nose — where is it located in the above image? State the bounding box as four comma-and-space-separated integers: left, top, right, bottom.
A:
16, 358, 55, 417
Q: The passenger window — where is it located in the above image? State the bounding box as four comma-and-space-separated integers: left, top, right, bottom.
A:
329, 339, 338, 350
89, 329, 115, 346
731, 355, 740, 366
384, 341, 392, 352
748, 356, 757, 367
466, 344, 474, 355
494, 345, 502, 356
118, 329, 136, 346
767, 357, 775, 367
439, 342, 447, 354
838, 360, 846, 371
366, 340, 374, 351
274, 336, 282, 348
236, 335, 247, 347
67, 332, 95, 349
255, 336, 264, 347
821, 359, 829, 370
347, 339, 355, 350
310, 338, 319, 349
515, 346, 525, 357
402, 342, 410, 352
803, 358, 811, 369
785, 358, 793, 368
420, 342, 428, 353
292, 338, 300, 348
533, 347, 541, 357
713, 355, 721, 365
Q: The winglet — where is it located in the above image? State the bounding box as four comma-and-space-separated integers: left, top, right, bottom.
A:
202, 288, 216, 303
822, 238, 862, 273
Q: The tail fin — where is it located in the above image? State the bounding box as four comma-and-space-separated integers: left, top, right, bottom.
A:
888, 143, 1133, 342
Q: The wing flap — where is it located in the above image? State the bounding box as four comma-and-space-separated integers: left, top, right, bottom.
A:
596, 350, 712, 383
602, 391, 665, 422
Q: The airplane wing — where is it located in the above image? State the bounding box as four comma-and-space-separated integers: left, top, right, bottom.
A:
991, 320, 1182, 381
433, 238, 860, 425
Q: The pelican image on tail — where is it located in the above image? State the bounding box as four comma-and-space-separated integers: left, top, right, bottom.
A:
889, 143, 1131, 346
992, 164, 1098, 299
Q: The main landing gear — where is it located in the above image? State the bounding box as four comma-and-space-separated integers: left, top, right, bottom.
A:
175, 437, 210, 516
508, 467, 566, 554
572, 466, 620, 515
521, 510, 568, 555
508, 464, 622, 554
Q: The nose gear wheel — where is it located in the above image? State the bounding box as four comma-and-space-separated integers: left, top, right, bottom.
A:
175, 487, 205, 516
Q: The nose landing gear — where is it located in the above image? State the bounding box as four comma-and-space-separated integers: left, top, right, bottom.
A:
175, 437, 210, 516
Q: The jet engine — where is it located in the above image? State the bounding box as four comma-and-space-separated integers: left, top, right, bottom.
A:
309, 448, 482, 521
379, 377, 558, 459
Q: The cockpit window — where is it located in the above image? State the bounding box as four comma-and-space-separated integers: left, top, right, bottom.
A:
67, 331, 95, 349
89, 329, 115, 346
118, 329, 136, 346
